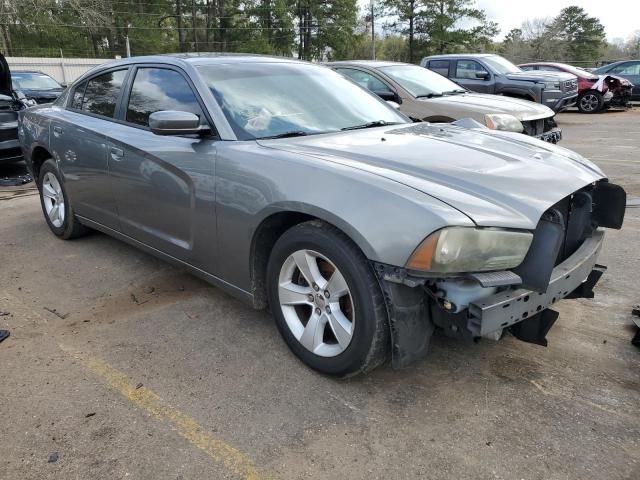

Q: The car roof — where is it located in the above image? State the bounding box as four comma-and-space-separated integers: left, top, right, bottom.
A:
596, 59, 640, 70
423, 53, 497, 60
327, 60, 409, 68
11, 70, 50, 74
94, 53, 306, 70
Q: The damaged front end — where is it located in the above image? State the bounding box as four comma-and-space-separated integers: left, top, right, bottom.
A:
602, 75, 633, 108
375, 180, 626, 368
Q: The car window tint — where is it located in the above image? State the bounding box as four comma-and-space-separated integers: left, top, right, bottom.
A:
81, 70, 127, 118
126, 68, 205, 127
335, 68, 392, 93
428, 60, 450, 76
70, 81, 86, 109
610, 63, 640, 75
519, 65, 535, 71
455, 60, 485, 79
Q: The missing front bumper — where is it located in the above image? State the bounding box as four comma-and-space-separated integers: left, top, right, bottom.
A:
467, 230, 605, 338
536, 127, 562, 144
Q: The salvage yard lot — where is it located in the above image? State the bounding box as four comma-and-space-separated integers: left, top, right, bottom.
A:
1, 110, 639, 480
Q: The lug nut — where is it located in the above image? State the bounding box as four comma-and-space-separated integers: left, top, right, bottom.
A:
315, 308, 321, 315
324, 290, 330, 298
313, 283, 319, 291
307, 294, 314, 302
325, 306, 331, 314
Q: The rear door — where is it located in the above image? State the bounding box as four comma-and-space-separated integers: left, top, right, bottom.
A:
50, 68, 129, 229
452, 59, 492, 93
106, 64, 218, 270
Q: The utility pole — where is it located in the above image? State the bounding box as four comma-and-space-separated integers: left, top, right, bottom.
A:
192, 0, 198, 52
125, 35, 131, 57
370, 0, 375, 60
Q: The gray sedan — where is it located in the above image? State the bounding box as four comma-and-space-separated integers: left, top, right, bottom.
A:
18, 54, 626, 376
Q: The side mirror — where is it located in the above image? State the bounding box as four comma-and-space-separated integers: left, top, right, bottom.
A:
475, 71, 490, 80
149, 110, 207, 136
374, 90, 401, 104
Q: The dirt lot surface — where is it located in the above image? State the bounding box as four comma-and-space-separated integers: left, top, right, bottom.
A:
1, 109, 639, 480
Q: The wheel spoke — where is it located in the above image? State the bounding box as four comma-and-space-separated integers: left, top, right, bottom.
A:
326, 269, 349, 298
299, 312, 325, 352
43, 183, 56, 198
279, 281, 312, 305
50, 204, 59, 223
291, 250, 326, 289
326, 309, 353, 349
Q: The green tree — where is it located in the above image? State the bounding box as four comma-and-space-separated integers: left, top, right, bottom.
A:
547, 6, 605, 62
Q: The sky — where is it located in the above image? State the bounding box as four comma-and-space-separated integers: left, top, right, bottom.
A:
361, 0, 640, 42
476, 0, 640, 41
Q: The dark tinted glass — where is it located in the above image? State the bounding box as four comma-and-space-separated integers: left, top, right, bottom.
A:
82, 70, 127, 117
429, 60, 449, 76
70, 82, 86, 109
126, 68, 204, 127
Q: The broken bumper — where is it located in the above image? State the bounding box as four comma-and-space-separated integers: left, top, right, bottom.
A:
467, 229, 604, 337
536, 127, 562, 144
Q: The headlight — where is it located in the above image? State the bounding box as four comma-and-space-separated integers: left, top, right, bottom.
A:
406, 227, 533, 273
543, 81, 561, 91
484, 114, 523, 133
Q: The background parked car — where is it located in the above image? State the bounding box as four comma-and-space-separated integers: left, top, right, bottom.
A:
329, 60, 561, 143
0, 54, 32, 164
592, 61, 640, 100
421, 54, 578, 113
519, 62, 633, 113
11, 70, 65, 104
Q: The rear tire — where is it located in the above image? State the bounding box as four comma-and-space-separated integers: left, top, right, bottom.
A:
267, 220, 389, 377
38, 159, 89, 240
577, 91, 604, 113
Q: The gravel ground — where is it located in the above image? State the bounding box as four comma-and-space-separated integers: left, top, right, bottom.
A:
1, 109, 639, 480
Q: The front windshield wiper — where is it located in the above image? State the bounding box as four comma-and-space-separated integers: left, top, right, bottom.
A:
442, 89, 466, 95
415, 93, 443, 99
257, 130, 309, 139
341, 120, 402, 131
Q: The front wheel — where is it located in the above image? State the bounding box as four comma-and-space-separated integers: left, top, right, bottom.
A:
577, 91, 604, 113
267, 221, 389, 377
38, 159, 89, 239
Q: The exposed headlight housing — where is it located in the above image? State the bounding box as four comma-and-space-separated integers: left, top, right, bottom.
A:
484, 114, 523, 133
406, 227, 533, 273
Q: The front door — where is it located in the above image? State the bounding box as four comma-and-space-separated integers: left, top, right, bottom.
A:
107, 66, 217, 270
453, 59, 492, 93
50, 69, 129, 230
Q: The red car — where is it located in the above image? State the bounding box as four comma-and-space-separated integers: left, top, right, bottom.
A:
519, 62, 633, 113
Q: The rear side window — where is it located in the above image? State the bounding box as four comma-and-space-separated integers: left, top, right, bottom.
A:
126, 68, 204, 127
81, 70, 128, 118
610, 62, 640, 75
428, 60, 450, 76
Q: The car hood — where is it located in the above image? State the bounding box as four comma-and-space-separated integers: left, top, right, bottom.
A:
505, 71, 576, 82
420, 93, 554, 121
258, 123, 604, 229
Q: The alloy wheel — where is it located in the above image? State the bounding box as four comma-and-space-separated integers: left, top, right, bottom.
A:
42, 172, 66, 228
278, 249, 355, 357
580, 94, 599, 112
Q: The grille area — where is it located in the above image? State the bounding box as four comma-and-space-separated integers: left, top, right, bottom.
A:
563, 79, 578, 93
0, 127, 18, 143
522, 119, 544, 136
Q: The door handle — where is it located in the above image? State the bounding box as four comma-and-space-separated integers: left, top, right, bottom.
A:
52, 126, 62, 137
110, 147, 124, 161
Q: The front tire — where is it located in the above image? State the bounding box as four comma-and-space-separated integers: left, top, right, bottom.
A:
267, 221, 389, 377
38, 159, 89, 239
577, 91, 604, 113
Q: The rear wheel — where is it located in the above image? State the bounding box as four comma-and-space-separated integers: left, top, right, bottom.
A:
577, 91, 604, 113
38, 159, 89, 239
267, 221, 389, 376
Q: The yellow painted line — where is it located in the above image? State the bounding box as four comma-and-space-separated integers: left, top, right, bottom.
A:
60, 345, 268, 480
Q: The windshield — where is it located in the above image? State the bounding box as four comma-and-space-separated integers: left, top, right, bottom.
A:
196, 62, 408, 140
12, 72, 61, 90
378, 65, 464, 97
483, 56, 521, 75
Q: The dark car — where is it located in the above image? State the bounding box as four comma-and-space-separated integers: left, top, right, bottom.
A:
0, 55, 32, 164
592, 61, 640, 100
421, 54, 578, 112
519, 62, 633, 113
11, 71, 65, 104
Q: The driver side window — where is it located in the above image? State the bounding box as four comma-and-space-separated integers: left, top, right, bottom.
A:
126, 67, 206, 127
336, 68, 393, 94
455, 60, 486, 79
